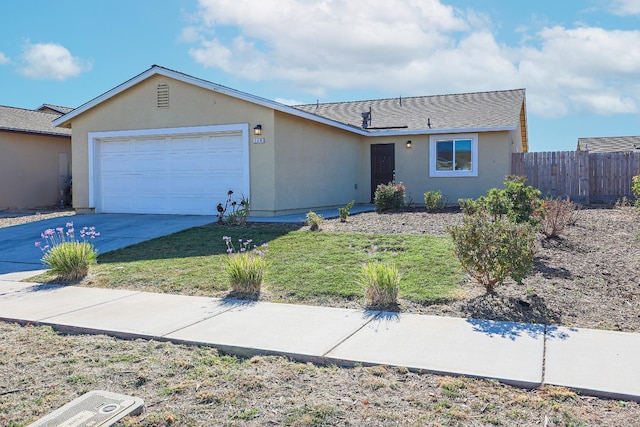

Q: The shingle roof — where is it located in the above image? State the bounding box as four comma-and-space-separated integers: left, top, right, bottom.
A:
0, 105, 71, 137
293, 89, 526, 132
577, 136, 640, 153
36, 104, 74, 114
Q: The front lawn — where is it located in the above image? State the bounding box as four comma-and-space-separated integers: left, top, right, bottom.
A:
39, 223, 465, 306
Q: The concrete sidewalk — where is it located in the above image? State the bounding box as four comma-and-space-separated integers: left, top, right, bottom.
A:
0, 276, 639, 402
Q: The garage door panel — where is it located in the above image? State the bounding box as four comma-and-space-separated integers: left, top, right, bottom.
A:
95, 129, 247, 215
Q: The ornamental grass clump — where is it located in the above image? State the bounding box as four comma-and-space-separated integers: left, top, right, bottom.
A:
223, 236, 268, 295
35, 222, 100, 281
360, 262, 400, 307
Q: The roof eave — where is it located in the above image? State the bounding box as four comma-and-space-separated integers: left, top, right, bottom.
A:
363, 125, 517, 137
0, 127, 72, 138
52, 66, 366, 134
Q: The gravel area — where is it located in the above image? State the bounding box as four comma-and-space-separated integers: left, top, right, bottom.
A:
0, 209, 75, 229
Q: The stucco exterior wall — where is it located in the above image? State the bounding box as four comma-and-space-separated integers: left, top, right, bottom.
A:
271, 111, 365, 214
67, 75, 276, 212
374, 131, 513, 205
0, 131, 71, 208
63, 71, 523, 215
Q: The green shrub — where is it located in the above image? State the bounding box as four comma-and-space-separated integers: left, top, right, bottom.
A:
338, 200, 355, 222
360, 262, 400, 307
502, 176, 545, 225
460, 176, 544, 226
447, 213, 536, 292
223, 236, 267, 295
541, 197, 580, 238
458, 198, 479, 215
42, 241, 98, 281
633, 175, 640, 207
374, 181, 405, 211
306, 211, 324, 231
424, 190, 443, 212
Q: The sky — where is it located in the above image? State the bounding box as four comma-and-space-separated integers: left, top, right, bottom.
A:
1, 0, 640, 151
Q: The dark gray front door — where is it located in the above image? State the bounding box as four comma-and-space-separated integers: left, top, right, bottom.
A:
370, 143, 395, 201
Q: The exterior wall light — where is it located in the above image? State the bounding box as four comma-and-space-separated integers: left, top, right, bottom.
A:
406, 140, 412, 148
253, 124, 262, 135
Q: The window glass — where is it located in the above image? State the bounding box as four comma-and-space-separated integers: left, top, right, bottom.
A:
436, 140, 453, 171
454, 139, 472, 171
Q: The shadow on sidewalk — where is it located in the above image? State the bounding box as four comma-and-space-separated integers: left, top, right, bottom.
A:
466, 318, 577, 341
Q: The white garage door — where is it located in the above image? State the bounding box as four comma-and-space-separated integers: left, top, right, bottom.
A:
91, 125, 249, 215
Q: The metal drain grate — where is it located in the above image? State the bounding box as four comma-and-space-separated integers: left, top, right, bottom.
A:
27, 390, 144, 427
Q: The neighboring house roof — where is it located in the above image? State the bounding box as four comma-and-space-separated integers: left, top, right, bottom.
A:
0, 105, 71, 137
36, 104, 74, 115
54, 65, 527, 143
295, 89, 526, 132
577, 136, 640, 153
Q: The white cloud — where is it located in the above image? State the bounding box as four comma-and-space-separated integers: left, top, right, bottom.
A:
185, 0, 640, 118
274, 97, 306, 106
19, 42, 91, 80
514, 26, 640, 116
610, 0, 640, 15
0, 52, 9, 64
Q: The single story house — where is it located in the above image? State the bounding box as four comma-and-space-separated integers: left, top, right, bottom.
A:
0, 105, 72, 209
53, 65, 528, 217
577, 136, 640, 153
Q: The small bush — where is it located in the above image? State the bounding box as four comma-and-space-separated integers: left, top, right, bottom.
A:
374, 181, 405, 212
223, 236, 268, 295
502, 176, 545, 225
306, 211, 324, 231
541, 197, 580, 238
458, 198, 479, 215
447, 213, 536, 292
35, 222, 100, 281
424, 190, 443, 212
360, 262, 400, 307
460, 176, 544, 226
338, 200, 355, 222
633, 175, 640, 207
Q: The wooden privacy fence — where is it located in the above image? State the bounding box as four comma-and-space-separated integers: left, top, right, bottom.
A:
511, 151, 640, 204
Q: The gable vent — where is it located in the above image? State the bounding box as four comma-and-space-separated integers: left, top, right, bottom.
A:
157, 82, 169, 108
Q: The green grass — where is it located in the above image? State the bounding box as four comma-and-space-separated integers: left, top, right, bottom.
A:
36, 223, 465, 305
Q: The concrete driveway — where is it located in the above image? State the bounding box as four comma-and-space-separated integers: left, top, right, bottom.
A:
0, 214, 217, 275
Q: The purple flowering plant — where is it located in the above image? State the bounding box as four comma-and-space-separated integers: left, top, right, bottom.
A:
34, 222, 101, 281
35, 222, 100, 253
222, 236, 268, 257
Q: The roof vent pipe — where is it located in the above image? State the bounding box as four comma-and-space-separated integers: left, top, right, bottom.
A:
361, 107, 372, 129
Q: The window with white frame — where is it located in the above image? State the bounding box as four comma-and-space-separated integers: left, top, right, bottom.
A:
429, 134, 478, 177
